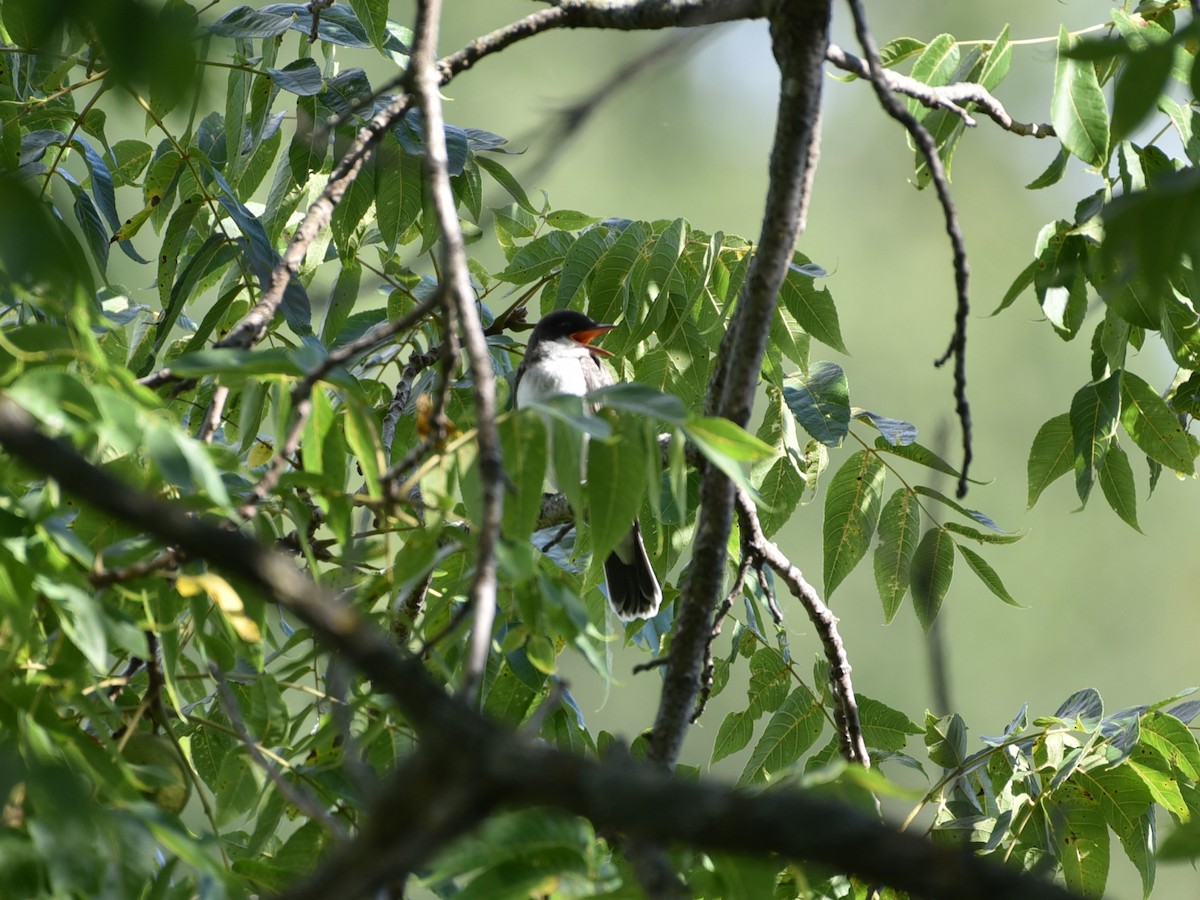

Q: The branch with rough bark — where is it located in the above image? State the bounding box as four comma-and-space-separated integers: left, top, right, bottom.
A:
0, 398, 1076, 900
650, 0, 832, 771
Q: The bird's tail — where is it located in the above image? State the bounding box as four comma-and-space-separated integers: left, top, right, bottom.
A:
604, 520, 662, 621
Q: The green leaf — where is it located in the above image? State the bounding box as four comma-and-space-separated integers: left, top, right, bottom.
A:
822, 450, 886, 597
1097, 440, 1140, 531
1127, 743, 1189, 825
1074, 765, 1154, 897
753, 456, 805, 538
925, 711, 967, 768
374, 139, 422, 251
874, 438, 976, 482
993, 257, 1037, 314
783, 362, 850, 447
34, 578, 107, 671
941, 521, 1025, 545
954, 542, 1020, 607
499, 411, 548, 541
267, 58, 323, 96
1139, 710, 1200, 782
1121, 370, 1198, 475
911, 527, 954, 630
476, 155, 538, 215
857, 695, 921, 752
873, 488, 920, 623
778, 261, 845, 353
1028, 412, 1074, 508
586, 221, 651, 326
556, 225, 619, 309
1053, 26, 1110, 168
588, 382, 686, 424
711, 650, 790, 765
907, 34, 960, 120
1052, 780, 1111, 898
346, 0, 388, 49
1070, 373, 1121, 502
853, 409, 916, 447
322, 259, 363, 346
912, 485, 1009, 533
978, 24, 1012, 91
684, 416, 775, 501
1026, 147, 1070, 191
737, 685, 823, 785
587, 411, 648, 564
879, 37, 927, 69
1112, 41, 1174, 140
164, 348, 305, 378
495, 230, 575, 285
545, 209, 603, 231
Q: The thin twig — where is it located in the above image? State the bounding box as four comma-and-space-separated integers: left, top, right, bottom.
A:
211, 664, 349, 840
196, 385, 228, 443
735, 489, 869, 767
824, 44, 1055, 138
845, 0, 973, 497
240, 295, 441, 518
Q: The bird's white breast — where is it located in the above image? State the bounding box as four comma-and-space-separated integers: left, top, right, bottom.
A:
516, 341, 592, 406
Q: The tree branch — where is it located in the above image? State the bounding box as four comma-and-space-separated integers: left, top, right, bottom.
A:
650, 0, 832, 770
410, 0, 503, 707
0, 399, 1077, 900
735, 489, 869, 766
845, 0, 974, 497
824, 44, 1055, 138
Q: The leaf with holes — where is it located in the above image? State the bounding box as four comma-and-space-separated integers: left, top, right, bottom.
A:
873, 488, 920, 623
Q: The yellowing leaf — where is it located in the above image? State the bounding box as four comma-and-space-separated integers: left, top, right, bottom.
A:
177, 573, 262, 642
247, 440, 274, 468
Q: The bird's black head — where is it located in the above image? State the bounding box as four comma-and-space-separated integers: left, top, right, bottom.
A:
529, 310, 616, 354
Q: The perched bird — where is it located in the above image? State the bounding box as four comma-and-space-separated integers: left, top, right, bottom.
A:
515, 310, 662, 621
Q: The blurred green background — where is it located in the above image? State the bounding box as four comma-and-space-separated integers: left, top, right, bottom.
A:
427, 2, 1199, 895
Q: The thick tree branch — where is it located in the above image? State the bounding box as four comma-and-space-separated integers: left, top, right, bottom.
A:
0, 399, 1076, 900
650, 0, 832, 770
846, 0, 974, 497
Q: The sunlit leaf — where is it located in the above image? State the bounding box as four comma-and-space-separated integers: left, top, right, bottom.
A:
822, 450, 886, 597
1053, 26, 1110, 168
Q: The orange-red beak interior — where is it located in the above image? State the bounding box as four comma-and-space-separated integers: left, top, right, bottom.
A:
571, 325, 616, 356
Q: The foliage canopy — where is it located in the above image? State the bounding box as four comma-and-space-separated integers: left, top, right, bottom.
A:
1, 1, 1199, 898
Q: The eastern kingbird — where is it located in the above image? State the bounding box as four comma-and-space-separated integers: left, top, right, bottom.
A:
515, 310, 663, 621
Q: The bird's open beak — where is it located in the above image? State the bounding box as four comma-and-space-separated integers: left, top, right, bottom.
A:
571, 324, 617, 357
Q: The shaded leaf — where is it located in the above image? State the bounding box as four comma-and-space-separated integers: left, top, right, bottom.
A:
1053, 26, 1110, 168
738, 685, 823, 785
1028, 412, 1074, 508
911, 527, 954, 631
783, 362, 850, 447
873, 488, 920, 623
955, 543, 1020, 607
